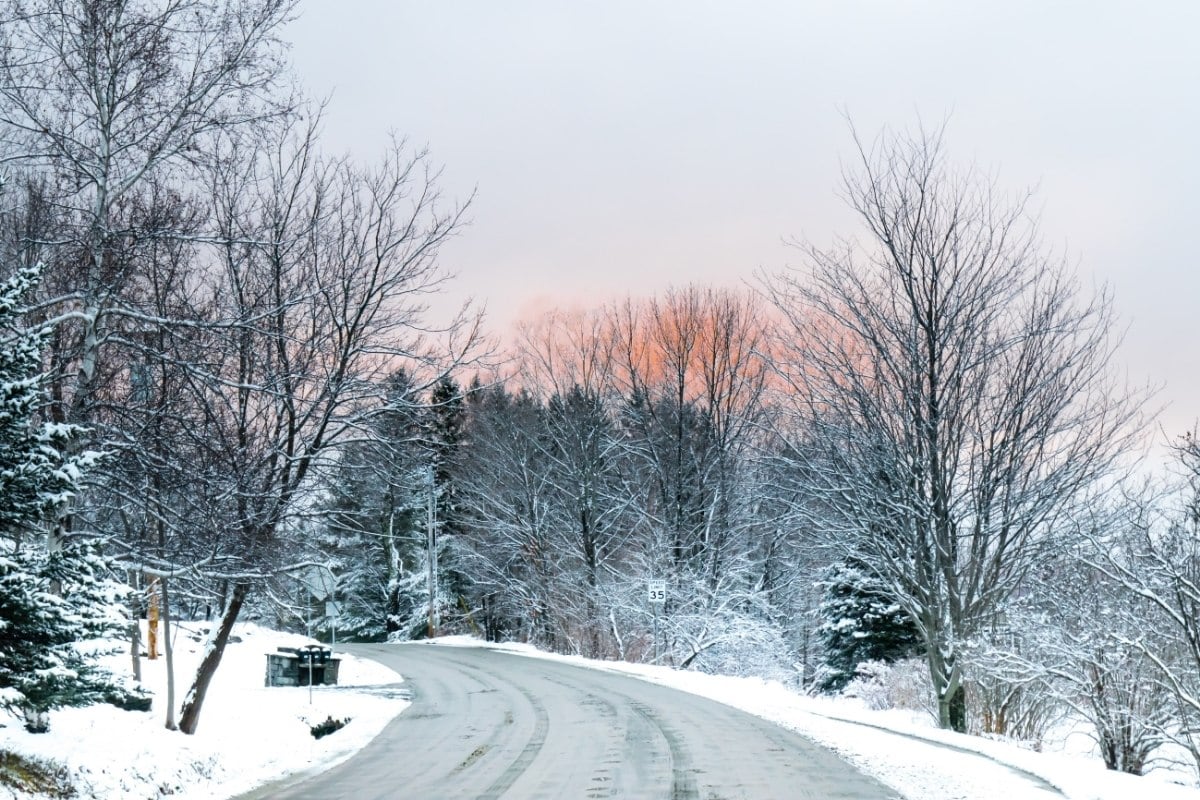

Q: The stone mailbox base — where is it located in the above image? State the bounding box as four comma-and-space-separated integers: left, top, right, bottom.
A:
265, 646, 341, 687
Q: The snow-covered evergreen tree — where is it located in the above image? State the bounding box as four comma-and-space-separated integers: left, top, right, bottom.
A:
816, 560, 922, 691
317, 371, 431, 641
0, 264, 132, 732
0, 266, 85, 534
425, 374, 470, 632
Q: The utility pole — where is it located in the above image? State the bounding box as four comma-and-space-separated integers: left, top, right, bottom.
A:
427, 464, 437, 639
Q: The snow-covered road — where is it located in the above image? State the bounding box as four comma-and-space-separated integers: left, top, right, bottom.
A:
235, 643, 900, 799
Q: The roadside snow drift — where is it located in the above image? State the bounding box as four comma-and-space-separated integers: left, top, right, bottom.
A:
0, 622, 408, 800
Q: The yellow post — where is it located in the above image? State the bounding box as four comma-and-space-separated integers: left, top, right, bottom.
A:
147, 578, 160, 660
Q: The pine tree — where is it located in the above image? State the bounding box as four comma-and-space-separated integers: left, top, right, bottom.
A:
318, 370, 429, 640
816, 560, 922, 692
0, 267, 83, 535
0, 265, 133, 732
425, 375, 469, 632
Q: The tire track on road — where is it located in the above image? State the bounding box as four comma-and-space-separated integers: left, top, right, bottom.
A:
537, 674, 642, 799
628, 700, 698, 800
446, 657, 550, 800
544, 671, 696, 800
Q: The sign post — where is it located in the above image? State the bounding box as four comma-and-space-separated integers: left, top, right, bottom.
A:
325, 601, 340, 649
300, 644, 325, 705
648, 580, 666, 664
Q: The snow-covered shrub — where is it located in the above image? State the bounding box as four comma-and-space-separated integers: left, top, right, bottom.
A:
310, 715, 351, 739
655, 570, 800, 681
0, 750, 73, 798
966, 668, 1062, 750
684, 621, 797, 683
843, 658, 933, 713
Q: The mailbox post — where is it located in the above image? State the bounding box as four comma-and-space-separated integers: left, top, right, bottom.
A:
299, 644, 327, 704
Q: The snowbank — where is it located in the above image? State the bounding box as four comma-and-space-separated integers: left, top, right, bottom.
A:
0, 622, 408, 800
8, 627, 1196, 800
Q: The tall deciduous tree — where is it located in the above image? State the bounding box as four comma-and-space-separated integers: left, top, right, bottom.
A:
765, 126, 1141, 731
0, 0, 296, 439
456, 384, 561, 646
609, 287, 776, 669
169, 120, 471, 734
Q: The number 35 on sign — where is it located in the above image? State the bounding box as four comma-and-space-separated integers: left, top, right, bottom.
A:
648, 580, 666, 604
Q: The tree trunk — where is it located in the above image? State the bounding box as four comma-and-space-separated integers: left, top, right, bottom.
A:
385, 512, 402, 636
930, 640, 968, 733
946, 683, 967, 733
178, 582, 248, 735
934, 671, 968, 733
161, 578, 177, 731
128, 570, 142, 681
129, 621, 142, 682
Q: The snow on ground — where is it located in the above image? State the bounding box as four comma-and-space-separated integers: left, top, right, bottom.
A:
0, 622, 409, 800
433, 636, 1200, 800
7, 628, 1198, 800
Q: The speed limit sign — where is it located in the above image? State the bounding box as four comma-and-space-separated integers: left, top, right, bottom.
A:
648, 580, 666, 604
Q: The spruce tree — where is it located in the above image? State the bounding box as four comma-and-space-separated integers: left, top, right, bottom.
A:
320, 371, 428, 640
816, 559, 922, 692
425, 375, 468, 632
0, 265, 132, 732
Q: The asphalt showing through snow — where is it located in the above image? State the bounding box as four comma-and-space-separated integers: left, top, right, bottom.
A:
235, 643, 900, 800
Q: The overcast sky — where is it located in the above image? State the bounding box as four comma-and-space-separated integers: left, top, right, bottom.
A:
286, 1, 1200, 436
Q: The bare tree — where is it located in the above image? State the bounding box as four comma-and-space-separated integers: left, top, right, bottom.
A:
978, 544, 1172, 772
764, 125, 1142, 731
153, 120, 472, 734
0, 0, 296, 426
604, 287, 779, 668
456, 385, 563, 647
608, 288, 770, 581
509, 310, 633, 655
1085, 438, 1200, 777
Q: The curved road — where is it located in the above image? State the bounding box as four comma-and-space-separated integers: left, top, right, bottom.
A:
238, 644, 899, 800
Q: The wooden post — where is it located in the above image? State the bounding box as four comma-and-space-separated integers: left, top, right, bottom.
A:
147, 578, 160, 660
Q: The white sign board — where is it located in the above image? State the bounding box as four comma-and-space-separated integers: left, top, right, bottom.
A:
325, 601, 341, 619
304, 567, 336, 601
648, 580, 666, 604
